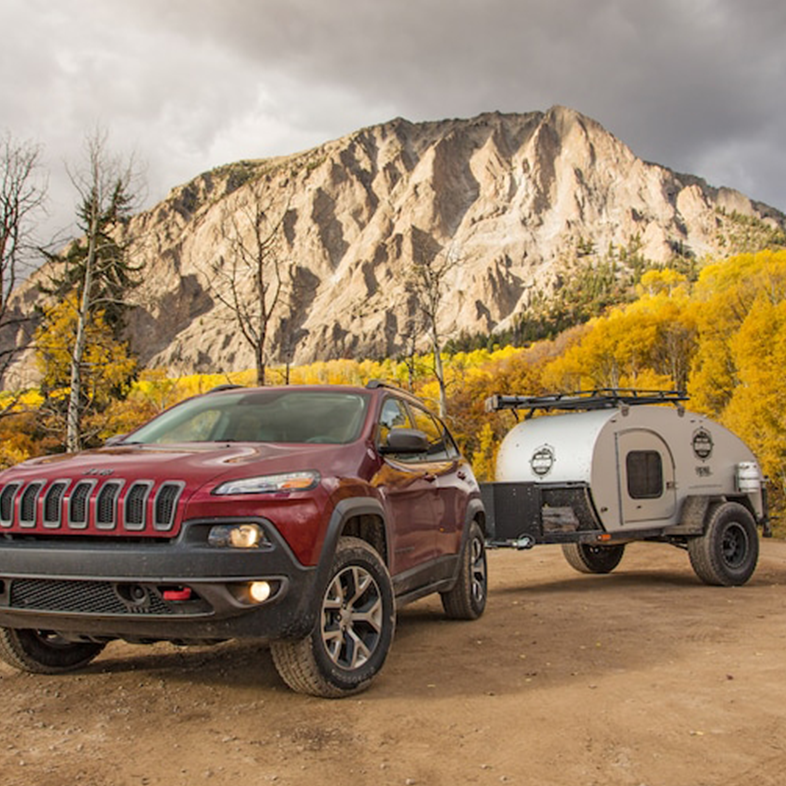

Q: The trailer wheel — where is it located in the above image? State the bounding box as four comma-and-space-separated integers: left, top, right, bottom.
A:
441, 521, 487, 620
270, 537, 395, 698
0, 628, 105, 674
562, 542, 625, 574
687, 502, 759, 586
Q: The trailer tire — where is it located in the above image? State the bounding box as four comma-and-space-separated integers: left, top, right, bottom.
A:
688, 502, 758, 586
562, 542, 625, 574
441, 521, 487, 620
0, 628, 104, 674
270, 537, 395, 698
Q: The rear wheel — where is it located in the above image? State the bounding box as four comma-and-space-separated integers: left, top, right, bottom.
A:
271, 537, 395, 698
441, 521, 487, 620
0, 628, 105, 674
562, 542, 625, 574
688, 502, 759, 586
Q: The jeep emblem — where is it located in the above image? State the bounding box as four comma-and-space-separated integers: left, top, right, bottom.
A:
84, 468, 114, 476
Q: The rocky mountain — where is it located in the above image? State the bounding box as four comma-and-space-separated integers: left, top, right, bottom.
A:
5, 106, 785, 384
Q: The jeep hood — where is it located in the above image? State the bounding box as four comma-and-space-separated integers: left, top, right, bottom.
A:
2, 442, 342, 491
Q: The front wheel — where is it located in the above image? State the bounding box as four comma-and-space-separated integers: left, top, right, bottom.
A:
441, 521, 487, 620
688, 502, 759, 586
271, 537, 395, 698
0, 628, 105, 674
562, 542, 625, 574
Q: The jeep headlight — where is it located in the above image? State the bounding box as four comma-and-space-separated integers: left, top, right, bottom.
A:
208, 523, 267, 549
212, 471, 320, 496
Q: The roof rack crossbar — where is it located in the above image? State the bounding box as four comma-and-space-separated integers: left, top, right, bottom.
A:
485, 389, 689, 415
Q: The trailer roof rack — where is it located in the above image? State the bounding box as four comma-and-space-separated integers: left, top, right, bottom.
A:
485, 389, 689, 417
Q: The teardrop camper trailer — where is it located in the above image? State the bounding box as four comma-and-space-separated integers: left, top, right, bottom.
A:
481, 390, 769, 586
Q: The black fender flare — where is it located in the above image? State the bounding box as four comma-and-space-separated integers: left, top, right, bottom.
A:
311, 496, 390, 599
446, 496, 487, 588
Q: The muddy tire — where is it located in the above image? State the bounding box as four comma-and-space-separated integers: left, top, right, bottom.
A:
688, 502, 759, 586
0, 628, 104, 674
441, 521, 487, 620
270, 537, 395, 698
562, 542, 625, 574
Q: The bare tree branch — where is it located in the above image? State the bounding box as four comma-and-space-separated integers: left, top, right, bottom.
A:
58, 129, 142, 451
400, 227, 460, 417
209, 183, 292, 386
0, 132, 47, 386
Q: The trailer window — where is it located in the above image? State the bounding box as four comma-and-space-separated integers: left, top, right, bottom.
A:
626, 451, 663, 499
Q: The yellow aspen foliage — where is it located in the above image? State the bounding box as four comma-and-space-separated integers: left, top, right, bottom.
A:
543, 283, 696, 392
721, 296, 786, 486
636, 268, 689, 297
689, 250, 786, 416
0, 413, 40, 469
35, 294, 136, 405
471, 422, 499, 482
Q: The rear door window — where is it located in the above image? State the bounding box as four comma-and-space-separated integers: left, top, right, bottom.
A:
626, 450, 663, 499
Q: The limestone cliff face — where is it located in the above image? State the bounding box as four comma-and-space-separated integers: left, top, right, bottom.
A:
5, 106, 785, 382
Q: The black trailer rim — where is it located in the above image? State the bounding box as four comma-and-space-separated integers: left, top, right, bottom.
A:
722, 521, 750, 568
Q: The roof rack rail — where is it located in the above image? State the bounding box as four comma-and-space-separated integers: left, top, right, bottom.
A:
366, 379, 407, 391
485, 389, 689, 416
206, 384, 245, 394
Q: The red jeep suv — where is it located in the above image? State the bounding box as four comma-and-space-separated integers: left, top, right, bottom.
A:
0, 382, 486, 697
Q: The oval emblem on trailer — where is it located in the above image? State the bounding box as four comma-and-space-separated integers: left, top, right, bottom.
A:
692, 428, 713, 460
530, 444, 555, 477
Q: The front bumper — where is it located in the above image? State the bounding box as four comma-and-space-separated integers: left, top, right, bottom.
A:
0, 518, 319, 642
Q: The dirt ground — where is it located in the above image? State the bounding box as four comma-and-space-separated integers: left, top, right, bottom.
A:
2, 539, 786, 786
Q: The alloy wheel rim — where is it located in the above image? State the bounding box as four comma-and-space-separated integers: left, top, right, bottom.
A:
321, 565, 383, 670
470, 537, 486, 604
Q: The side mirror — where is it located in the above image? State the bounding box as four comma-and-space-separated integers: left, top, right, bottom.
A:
379, 428, 429, 455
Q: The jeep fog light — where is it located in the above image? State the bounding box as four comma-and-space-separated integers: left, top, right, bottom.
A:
208, 523, 266, 549
228, 580, 277, 605
248, 581, 272, 603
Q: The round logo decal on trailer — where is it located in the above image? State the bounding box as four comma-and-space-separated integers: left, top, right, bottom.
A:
692, 428, 714, 460
530, 444, 555, 477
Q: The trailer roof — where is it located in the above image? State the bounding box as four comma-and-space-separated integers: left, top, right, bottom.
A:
485, 389, 689, 417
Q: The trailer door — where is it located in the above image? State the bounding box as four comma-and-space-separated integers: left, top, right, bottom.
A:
617, 430, 676, 524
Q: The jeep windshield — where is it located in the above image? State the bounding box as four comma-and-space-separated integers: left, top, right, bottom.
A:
123, 389, 370, 445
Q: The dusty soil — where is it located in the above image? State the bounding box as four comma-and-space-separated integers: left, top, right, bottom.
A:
2, 539, 786, 786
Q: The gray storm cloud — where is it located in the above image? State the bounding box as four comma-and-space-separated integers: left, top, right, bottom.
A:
3, 0, 784, 243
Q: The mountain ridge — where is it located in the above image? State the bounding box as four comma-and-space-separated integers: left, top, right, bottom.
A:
3, 105, 784, 386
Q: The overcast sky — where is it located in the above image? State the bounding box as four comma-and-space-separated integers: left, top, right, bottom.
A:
4, 0, 785, 243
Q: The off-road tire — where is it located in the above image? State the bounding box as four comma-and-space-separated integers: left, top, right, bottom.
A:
688, 501, 759, 586
0, 628, 105, 674
270, 536, 395, 698
562, 542, 626, 574
441, 521, 487, 620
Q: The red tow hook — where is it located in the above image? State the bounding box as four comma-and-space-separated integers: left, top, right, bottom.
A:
162, 587, 193, 601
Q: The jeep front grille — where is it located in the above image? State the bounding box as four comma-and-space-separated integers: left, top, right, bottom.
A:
68, 481, 95, 529
19, 482, 44, 527
124, 482, 152, 531
0, 482, 21, 525
0, 478, 186, 536
43, 481, 69, 528
96, 481, 123, 529
154, 482, 185, 531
